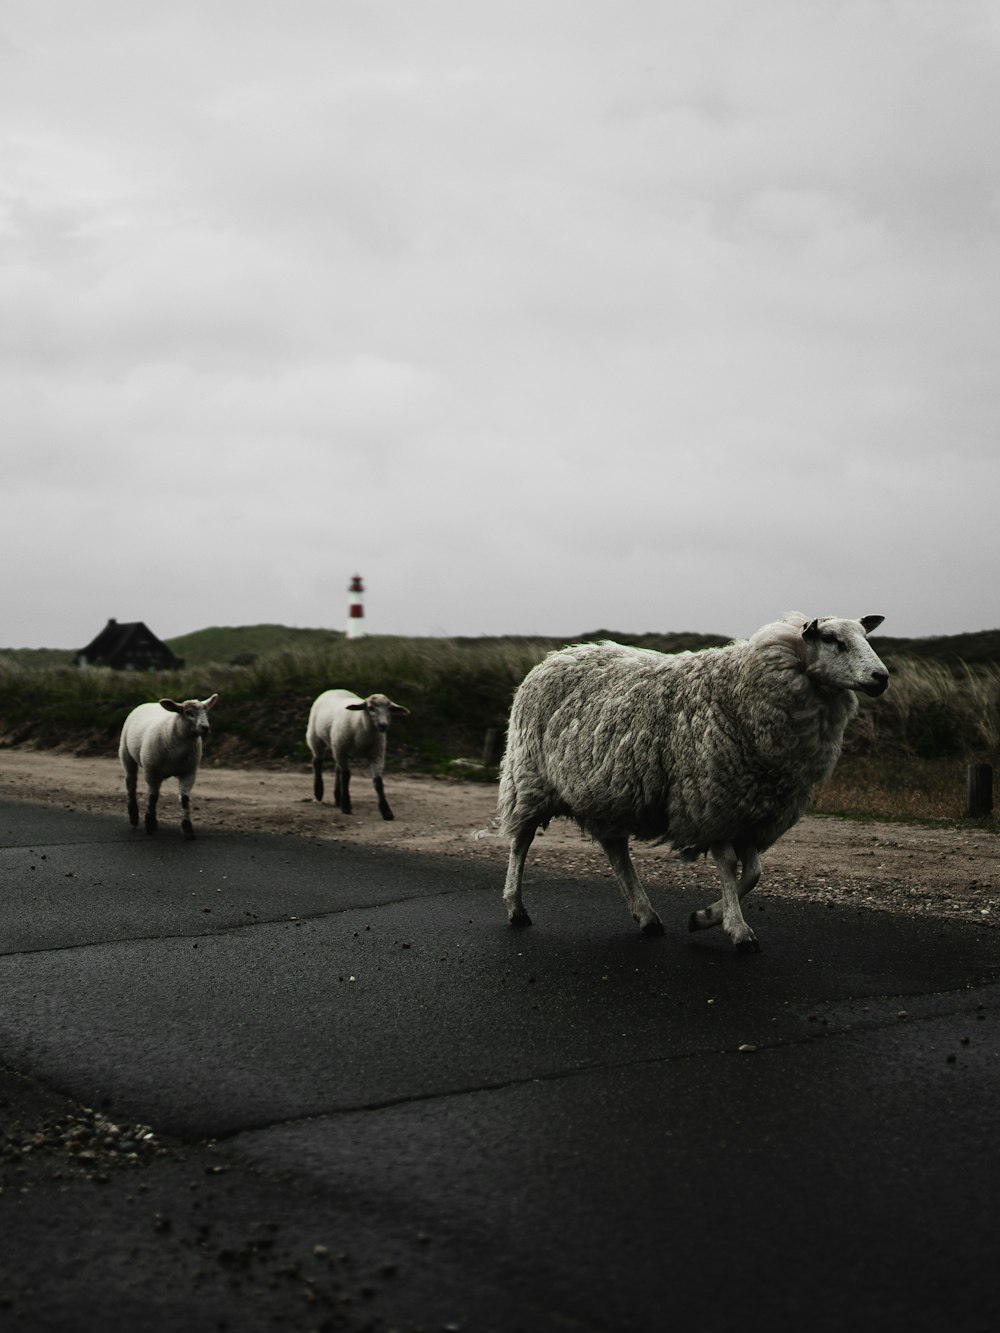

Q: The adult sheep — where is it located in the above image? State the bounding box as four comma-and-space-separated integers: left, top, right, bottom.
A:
119, 694, 219, 840
306, 689, 410, 820
496, 614, 888, 950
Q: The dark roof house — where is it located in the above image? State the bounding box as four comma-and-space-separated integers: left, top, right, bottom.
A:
74, 619, 184, 671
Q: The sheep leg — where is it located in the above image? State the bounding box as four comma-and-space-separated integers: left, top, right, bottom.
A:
335, 763, 352, 814
688, 843, 761, 953
177, 773, 197, 841
597, 836, 665, 936
372, 770, 394, 821
144, 781, 160, 835
123, 758, 140, 828
689, 843, 762, 936
312, 750, 325, 802
503, 824, 537, 927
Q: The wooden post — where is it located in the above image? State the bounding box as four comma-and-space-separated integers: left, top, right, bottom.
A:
482, 728, 504, 767
966, 763, 993, 817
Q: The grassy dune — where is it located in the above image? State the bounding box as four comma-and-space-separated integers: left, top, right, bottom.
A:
1, 626, 997, 824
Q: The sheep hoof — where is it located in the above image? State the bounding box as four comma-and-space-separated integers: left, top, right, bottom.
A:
735, 937, 761, 954
182, 822, 195, 841
640, 916, 665, 936
379, 808, 394, 821
509, 908, 532, 928
144, 816, 157, 835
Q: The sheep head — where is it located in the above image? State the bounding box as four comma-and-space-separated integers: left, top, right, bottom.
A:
802, 618, 889, 697
159, 694, 219, 736
345, 693, 410, 734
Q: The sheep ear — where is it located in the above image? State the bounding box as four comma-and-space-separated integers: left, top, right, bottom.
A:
158, 698, 182, 713
860, 615, 884, 634
345, 702, 367, 711
389, 703, 410, 715
202, 693, 219, 710
802, 620, 820, 641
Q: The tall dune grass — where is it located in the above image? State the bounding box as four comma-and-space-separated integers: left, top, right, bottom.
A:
1, 639, 997, 821
847, 657, 1000, 763
0, 637, 551, 770
814, 657, 998, 822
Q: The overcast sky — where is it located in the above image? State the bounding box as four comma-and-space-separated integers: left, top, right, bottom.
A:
3, 1, 998, 648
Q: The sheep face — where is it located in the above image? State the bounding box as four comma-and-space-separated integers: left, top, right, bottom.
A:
802, 617, 888, 697
345, 693, 410, 734
159, 694, 219, 737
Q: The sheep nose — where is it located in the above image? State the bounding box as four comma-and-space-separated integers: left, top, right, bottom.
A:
377, 723, 388, 733
869, 671, 889, 696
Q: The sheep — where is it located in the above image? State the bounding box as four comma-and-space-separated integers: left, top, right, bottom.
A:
306, 689, 410, 820
496, 614, 888, 950
119, 694, 219, 840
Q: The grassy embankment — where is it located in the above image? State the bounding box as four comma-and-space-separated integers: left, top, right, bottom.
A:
1, 624, 997, 826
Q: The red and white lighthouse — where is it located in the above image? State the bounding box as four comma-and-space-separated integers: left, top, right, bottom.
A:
346, 573, 365, 639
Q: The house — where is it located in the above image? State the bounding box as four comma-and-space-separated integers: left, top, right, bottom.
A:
74, 619, 184, 671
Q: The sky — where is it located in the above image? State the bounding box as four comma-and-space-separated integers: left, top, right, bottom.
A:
3, 0, 999, 648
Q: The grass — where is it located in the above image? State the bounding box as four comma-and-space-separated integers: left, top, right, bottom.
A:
0, 636, 551, 773
813, 755, 993, 824
1, 630, 997, 828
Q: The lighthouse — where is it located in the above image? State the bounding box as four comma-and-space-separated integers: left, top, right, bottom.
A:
346, 573, 365, 639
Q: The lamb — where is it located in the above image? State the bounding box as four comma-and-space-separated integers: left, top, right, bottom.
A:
496, 614, 888, 950
306, 689, 410, 820
118, 694, 219, 840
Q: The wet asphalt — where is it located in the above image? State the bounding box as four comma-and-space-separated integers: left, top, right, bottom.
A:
1, 796, 999, 1333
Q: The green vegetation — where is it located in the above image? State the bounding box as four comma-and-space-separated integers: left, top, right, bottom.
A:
166, 624, 345, 667
1, 626, 998, 823
0, 626, 734, 773
0, 634, 558, 774
0, 646, 76, 671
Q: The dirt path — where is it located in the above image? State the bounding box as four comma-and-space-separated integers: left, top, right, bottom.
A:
1, 749, 997, 929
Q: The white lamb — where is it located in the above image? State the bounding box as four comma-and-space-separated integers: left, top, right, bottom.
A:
306, 689, 410, 821
119, 694, 219, 840
496, 614, 888, 950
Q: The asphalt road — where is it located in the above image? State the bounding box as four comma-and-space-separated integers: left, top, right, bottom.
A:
1, 797, 999, 1333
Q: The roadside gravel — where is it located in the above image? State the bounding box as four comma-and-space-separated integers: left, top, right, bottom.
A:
1, 748, 997, 930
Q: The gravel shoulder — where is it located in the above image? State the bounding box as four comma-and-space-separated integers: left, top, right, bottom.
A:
1, 748, 997, 930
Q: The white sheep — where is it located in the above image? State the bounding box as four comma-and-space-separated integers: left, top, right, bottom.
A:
496, 614, 888, 950
119, 694, 219, 840
306, 689, 410, 820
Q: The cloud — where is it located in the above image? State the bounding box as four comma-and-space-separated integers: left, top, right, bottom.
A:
2, 1, 999, 647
